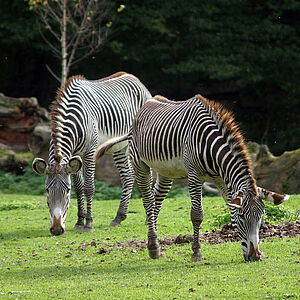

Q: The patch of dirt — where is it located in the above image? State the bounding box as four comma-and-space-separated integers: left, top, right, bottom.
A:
117, 222, 300, 250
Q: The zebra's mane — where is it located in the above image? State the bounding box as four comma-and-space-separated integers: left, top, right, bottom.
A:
50, 75, 85, 162
195, 94, 257, 197
92, 71, 128, 82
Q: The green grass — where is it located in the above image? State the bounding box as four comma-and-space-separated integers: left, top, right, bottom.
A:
0, 193, 299, 299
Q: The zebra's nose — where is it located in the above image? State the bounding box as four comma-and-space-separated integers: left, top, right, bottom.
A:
50, 226, 65, 235
244, 241, 262, 262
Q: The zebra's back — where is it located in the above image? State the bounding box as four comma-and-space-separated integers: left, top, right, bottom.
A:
131, 94, 249, 181
51, 72, 152, 161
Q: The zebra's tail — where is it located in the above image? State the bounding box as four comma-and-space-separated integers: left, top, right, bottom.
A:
94, 135, 129, 163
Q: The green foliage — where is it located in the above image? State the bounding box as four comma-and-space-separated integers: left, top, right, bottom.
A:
0, 167, 46, 195
264, 202, 300, 223
210, 202, 300, 228
1, 0, 300, 154
210, 206, 232, 228
0, 166, 134, 199
111, 0, 300, 154
0, 167, 209, 200
94, 181, 141, 201
14, 152, 34, 162
0, 0, 45, 48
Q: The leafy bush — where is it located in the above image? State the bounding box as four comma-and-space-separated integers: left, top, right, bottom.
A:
94, 181, 141, 201
210, 203, 300, 228
210, 206, 232, 228
0, 167, 210, 200
0, 166, 140, 200
263, 203, 300, 223
0, 167, 46, 195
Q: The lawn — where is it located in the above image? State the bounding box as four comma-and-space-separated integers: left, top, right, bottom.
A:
0, 192, 299, 299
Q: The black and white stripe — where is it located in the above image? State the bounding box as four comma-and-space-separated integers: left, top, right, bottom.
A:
33, 72, 151, 234
127, 95, 270, 262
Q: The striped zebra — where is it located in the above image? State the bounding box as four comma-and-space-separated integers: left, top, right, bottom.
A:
95, 94, 289, 262
32, 72, 152, 235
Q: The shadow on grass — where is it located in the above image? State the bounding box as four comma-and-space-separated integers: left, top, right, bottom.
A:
1, 254, 244, 283
1, 228, 51, 240
0, 224, 117, 241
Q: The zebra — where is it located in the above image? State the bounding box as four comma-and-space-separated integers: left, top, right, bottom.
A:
95, 94, 289, 262
32, 72, 152, 235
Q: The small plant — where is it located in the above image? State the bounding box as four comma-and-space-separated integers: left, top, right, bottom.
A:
210, 203, 299, 228
210, 206, 232, 228
262, 202, 286, 223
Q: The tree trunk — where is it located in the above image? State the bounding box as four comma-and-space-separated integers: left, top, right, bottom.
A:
61, 0, 67, 86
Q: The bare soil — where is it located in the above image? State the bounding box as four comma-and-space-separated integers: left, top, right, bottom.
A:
116, 222, 300, 251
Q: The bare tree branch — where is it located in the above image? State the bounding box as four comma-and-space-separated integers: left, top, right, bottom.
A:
45, 64, 60, 82
29, 0, 116, 84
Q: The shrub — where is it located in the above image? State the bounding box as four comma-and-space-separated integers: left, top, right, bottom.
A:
0, 166, 140, 200
210, 203, 299, 228
0, 167, 46, 195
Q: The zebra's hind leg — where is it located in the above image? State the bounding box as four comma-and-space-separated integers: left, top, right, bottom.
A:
153, 174, 173, 231
134, 160, 160, 259
188, 170, 204, 262
110, 150, 135, 226
73, 173, 86, 230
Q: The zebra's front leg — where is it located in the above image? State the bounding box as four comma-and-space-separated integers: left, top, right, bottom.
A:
110, 150, 135, 226
188, 170, 204, 262
83, 153, 96, 232
72, 173, 86, 230
134, 161, 160, 259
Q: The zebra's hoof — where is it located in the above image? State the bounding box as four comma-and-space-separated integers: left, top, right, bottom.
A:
191, 253, 203, 262
110, 218, 121, 227
74, 224, 84, 230
83, 225, 95, 233
148, 248, 160, 259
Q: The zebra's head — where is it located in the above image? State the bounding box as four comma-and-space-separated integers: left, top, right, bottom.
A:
32, 156, 83, 235
228, 188, 289, 262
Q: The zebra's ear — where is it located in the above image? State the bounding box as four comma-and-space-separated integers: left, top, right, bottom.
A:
257, 187, 289, 205
67, 156, 83, 174
228, 192, 243, 210
32, 158, 49, 175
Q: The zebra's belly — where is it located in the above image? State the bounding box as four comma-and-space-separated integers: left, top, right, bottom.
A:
143, 157, 188, 179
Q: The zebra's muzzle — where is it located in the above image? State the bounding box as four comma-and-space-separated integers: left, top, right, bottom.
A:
50, 215, 65, 236
244, 241, 264, 262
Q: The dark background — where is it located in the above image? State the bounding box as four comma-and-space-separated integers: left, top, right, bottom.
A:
1, 0, 299, 155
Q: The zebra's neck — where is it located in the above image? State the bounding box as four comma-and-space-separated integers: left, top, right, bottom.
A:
196, 95, 257, 200
50, 77, 85, 163
48, 141, 73, 165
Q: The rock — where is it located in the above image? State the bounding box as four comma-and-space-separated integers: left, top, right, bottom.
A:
0, 143, 33, 174
0, 93, 49, 152
29, 123, 51, 160
247, 142, 300, 194
95, 155, 121, 185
